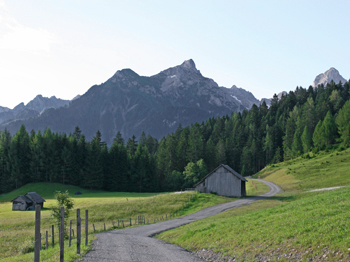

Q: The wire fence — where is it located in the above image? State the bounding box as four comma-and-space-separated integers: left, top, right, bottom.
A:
0, 191, 197, 261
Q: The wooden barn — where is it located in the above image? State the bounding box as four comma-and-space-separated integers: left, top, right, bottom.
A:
11, 192, 46, 211
194, 164, 247, 197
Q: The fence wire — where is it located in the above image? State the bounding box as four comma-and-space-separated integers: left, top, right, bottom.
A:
2, 192, 197, 260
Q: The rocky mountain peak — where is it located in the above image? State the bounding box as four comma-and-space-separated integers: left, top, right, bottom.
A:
180, 59, 196, 70
111, 68, 139, 83
313, 67, 347, 87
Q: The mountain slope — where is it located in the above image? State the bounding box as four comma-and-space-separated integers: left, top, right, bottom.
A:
0, 59, 260, 143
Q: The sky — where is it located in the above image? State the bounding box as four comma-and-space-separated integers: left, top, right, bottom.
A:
1, 0, 349, 109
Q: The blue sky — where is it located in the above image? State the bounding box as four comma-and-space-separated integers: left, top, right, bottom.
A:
1, 0, 349, 109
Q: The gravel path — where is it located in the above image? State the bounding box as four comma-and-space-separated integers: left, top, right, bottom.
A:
80, 179, 282, 262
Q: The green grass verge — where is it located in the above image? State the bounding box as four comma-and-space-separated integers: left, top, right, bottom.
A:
246, 179, 270, 196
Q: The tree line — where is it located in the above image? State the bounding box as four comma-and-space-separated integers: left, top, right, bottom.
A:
1, 80, 350, 194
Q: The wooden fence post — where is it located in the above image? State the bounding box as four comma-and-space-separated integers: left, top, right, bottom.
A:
46, 231, 48, 250
85, 210, 88, 246
69, 220, 72, 247
93, 224, 95, 233
60, 206, 64, 262
129, 218, 131, 226
77, 209, 81, 255
34, 205, 41, 262
52, 225, 54, 247
104, 223, 106, 231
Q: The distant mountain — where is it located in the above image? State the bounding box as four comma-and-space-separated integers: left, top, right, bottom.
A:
228, 85, 260, 109
0, 106, 10, 113
313, 67, 347, 87
0, 59, 262, 143
26, 95, 70, 114
0, 95, 70, 125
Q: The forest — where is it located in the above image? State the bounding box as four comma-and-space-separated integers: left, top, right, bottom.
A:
1, 80, 350, 194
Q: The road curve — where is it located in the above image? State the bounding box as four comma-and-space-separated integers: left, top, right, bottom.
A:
81, 179, 282, 262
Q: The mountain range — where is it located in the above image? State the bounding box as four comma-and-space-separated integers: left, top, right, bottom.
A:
0, 95, 70, 126
0, 61, 347, 144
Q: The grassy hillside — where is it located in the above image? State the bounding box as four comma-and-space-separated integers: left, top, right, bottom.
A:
255, 147, 350, 192
157, 147, 350, 261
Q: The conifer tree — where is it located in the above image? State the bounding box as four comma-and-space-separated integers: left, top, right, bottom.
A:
301, 125, 312, 153
291, 130, 302, 156
336, 99, 350, 146
9, 125, 31, 188
313, 120, 325, 149
322, 111, 337, 148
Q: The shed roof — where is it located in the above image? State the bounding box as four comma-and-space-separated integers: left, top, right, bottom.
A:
194, 164, 247, 187
25, 192, 46, 203
11, 195, 33, 203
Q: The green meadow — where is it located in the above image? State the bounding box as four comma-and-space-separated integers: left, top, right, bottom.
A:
1, 180, 268, 261
157, 147, 350, 261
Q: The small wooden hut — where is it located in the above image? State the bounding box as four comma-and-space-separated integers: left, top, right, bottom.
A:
11, 192, 46, 211
194, 164, 247, 197
11, 195, 33, 211
25, 192, 46, 208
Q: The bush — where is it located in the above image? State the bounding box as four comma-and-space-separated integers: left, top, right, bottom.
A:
51, 191, 74, 236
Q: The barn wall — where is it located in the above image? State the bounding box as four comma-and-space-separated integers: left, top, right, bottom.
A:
12, 202, 27, 211
205, 166, 242, 197
195, 182, 206, 193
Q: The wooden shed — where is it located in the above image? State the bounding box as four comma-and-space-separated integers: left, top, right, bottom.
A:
11, 192, 46, 211
194, 164, 247, 197
11, 195, 33, 211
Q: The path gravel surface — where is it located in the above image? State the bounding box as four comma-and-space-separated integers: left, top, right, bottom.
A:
80, 179, 282, 262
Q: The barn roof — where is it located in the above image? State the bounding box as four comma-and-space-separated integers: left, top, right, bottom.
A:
11, 195, 33, 203
25, 192, 46, 203
194, 164, 247, 187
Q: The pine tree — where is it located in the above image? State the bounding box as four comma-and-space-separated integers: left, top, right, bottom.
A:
0, 130, 12, 193
108, 138, 129, 191
83, 131, 103, 189
313, 120, 325, 149
29, 130, 45, 182
113, 131, 124, 145
186, 124, 204, 162
61, 145, 73, 184
126, 135, 138, 157
336, 99, 350, 146
291, 130, 302, 156
8, 125, 31, 188
322, 111, 337, 148
301, 125, 312, 153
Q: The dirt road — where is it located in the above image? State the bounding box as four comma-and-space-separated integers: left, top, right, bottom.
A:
81, 179, 282, 262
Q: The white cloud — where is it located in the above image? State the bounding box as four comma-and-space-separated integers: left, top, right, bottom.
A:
0, 1, 57, 53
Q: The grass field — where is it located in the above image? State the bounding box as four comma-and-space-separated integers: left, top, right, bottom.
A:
157, 147, 350, 261
2, 181, 258, 262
